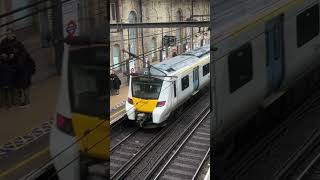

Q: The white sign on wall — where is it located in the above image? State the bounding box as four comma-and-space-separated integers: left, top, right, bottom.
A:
129, 41, 136, 73
129, 58, 135, 74
62, 0, 79, 38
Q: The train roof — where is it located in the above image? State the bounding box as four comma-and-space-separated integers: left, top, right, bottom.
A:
213, 0, 293, 40
137, 45, 210, 77
181, 44, 210, 58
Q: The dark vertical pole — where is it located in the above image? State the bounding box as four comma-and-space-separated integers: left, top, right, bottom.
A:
106, 0, 110, 155
160, 28, 163, 62
210, 0, 218, 175
191, 0, 194, 50
39, 0, 49, 47
139, 0, 146, 68
210, 0, 215, 124
127, 28, 131, 83
53, 0, 63, 75
120, 29, 127, 83
201, 27, 204, 46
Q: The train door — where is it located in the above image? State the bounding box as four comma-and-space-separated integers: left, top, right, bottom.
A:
193, 66, 200, 92
265, 15, 285, 93
172, 81, 178, 106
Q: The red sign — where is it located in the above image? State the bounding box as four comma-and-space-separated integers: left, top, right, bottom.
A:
66, 20, 77, 37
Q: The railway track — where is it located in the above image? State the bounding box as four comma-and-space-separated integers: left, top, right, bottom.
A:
219, 90, 320, 180
145, 111, 210, 180
270, 99, 320, 180
273, 129, 320, 180
297, 147, 320, 180
111, 92, 210, 180
110, 126, 162, 177
110, 116, 140, 151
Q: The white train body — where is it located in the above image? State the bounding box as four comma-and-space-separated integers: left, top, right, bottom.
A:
212, 0, 320, 137
126, 45, 210, 125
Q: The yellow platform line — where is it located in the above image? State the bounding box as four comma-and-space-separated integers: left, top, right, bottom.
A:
0, 147, 49, 179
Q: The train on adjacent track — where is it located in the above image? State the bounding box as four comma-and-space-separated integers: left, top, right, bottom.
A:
125, 45, 210, 127
211, 0, 320, 148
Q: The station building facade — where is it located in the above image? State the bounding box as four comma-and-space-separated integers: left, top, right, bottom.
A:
0, 0, 209, 85
110, 0, 210, 84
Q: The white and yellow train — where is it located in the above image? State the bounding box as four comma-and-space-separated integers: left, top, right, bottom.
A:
50, 39, 108, 180
126, 45, 210, 127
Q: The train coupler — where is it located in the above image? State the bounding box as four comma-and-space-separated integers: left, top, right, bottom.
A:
136, 113, 147, 127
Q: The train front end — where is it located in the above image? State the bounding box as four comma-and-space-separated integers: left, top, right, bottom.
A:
50, 42, 109, 180
126, 75, 171, 127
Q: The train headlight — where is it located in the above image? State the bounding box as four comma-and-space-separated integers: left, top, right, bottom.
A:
156, 101, 166, 107
56, 114, 75, 136
128, 97, 133, 105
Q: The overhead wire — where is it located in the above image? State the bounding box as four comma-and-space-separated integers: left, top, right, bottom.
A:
110, 30, 209, 71
0, 0, 75, 29
0, 1, 212, 180
4, 0, 292, 178
46, 57, 204, 179
0, 0, 51, 19
211, 0, 305, 62
45, 41, 211, 179
23, 32, 209, 180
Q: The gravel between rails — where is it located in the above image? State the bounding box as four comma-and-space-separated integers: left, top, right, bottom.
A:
121, 92, 210, 180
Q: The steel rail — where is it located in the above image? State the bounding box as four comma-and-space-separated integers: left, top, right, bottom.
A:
111, 101, 210, 179
148, 108, 210, 180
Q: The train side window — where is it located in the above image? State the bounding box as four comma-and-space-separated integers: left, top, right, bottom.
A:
203, 63, 210, 76
228, 43, 253, 93
297, 4, 319, 47
181, 75, 189, 91
174, 81, 177, 97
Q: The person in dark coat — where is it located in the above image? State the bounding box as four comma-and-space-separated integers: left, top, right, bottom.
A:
0, 28, 25, 59
113, 73, 121, 95
110, 71, 115, 96
0, 54, 7, 107
0, 28, 26, 108
14, 48, 35, 107
0, 52, 16, 108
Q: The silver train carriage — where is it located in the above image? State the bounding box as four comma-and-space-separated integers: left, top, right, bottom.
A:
212, 0, 320, 139
126, 45, 210, 127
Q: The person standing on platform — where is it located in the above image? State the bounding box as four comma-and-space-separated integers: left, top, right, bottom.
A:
0, 28, 25, 108
110, 71, 115, 96
14, 47, 35, 108
0, 54, 8, 108
113, 73, 121, 96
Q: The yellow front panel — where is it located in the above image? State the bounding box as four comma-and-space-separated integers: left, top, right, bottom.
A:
132, 97, 158, 113
72, 113, 109, 160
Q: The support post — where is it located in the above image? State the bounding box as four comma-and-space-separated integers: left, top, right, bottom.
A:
139, 0, 146, 68
160, 28, 163, 62
53, 0, 63, 75
191, 0, 194, 50
127, 28, 131, 84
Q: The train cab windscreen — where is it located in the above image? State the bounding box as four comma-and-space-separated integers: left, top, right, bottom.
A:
68, 46, 108, 119
132, 76, 163, 99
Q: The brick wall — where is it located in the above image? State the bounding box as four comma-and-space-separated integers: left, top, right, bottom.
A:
110, 0, 210, 85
